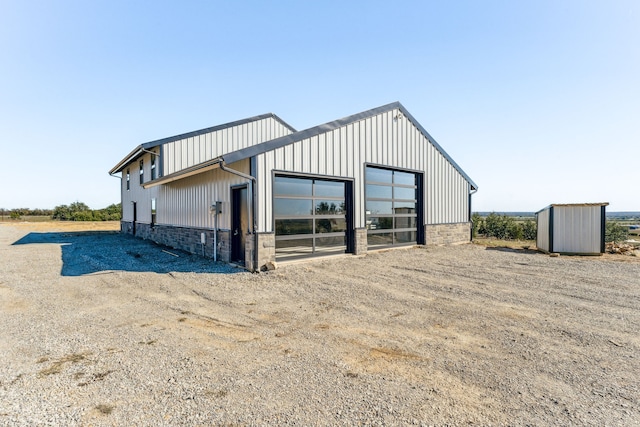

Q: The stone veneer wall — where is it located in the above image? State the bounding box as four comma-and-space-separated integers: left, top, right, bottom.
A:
425, 222, 471, 246
118, 221, 471, 269
119, 221, 232, 263
354, 228, 368, 255
256, 233, 276, 269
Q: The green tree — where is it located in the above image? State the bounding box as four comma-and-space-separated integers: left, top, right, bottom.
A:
484, 213, 510, 239
522, 219, 537, 240
605, 221, 627, 243
52, 204, 71, 220
471, 212, 483, 238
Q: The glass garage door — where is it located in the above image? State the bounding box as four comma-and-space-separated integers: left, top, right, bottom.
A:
274, 175, 348, 260
365, 166, 419, 248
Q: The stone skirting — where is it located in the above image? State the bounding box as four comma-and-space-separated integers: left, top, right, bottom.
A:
425, 222, 471, 246
354, 228, 368, 255
119, 221, 233, 264
118, 221, 471, 270
256, 233, 276, 270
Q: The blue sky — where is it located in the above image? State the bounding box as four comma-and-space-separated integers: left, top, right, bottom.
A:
1, 1, 638, 212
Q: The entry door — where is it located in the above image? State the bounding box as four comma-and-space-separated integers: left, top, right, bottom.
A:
132, 202, 137, 235
231, 186, 248, 263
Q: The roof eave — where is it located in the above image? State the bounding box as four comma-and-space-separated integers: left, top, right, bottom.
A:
142, 157, 223, 188
109, 146, 143, 175
110, 113, 296, 175
396, 104, 478, 192
224, 101, 478, 191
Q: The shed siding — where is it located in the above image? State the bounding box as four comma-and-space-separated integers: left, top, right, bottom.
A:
162, 117, 292, 175
536, 208, 550, 252
158, 159, 250, 230
255, 108, 470, 232
553, 206, 602, 254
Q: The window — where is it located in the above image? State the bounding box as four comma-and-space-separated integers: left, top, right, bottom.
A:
365, 166, 419, 248
151, 198, 156, 226
126, 169, 130, 191
274, 175, 347, 260
139, 159, 144, 184
151, 153, 157, 180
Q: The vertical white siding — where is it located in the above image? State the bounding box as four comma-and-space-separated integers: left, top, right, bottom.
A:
158, 159, 250, 230
536, 208, 550, 252
162, 117, 292, 175
255, 108, 471, 232
553, 206, 602, 254
121, 152, 159, 223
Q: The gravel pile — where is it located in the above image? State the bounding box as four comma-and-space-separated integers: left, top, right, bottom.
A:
1, 224, 639, 426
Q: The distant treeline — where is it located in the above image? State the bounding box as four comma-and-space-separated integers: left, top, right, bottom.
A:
0, 202, 121, 221
475, 211, 640, 220
473, 211, 630, 242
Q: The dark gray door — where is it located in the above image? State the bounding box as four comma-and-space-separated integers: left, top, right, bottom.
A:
132, 202, 137, 236
231, 186, 248, 263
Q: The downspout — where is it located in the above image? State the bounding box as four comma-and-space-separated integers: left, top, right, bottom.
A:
219, 159, 258, 271
109, 172, 123, 225
469, 187, 478, 241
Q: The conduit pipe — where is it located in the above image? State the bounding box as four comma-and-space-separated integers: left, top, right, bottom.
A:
219, 160, 257, 235
219, 159, 258, 271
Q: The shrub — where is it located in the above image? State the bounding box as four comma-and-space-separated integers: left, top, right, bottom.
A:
473, 212, 537, 241
471, 213, 483, 238
52, 202, 121, 221
522, 220, 537, 240
605, 221, 628, 243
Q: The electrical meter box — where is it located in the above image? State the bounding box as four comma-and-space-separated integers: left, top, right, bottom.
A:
210, 202, 222, 214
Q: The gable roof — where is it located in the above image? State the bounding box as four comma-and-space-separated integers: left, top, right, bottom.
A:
222, 102, 477, 190
109, 113, 295, 175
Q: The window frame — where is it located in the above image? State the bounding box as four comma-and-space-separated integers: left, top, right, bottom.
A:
150, 153, 156, 180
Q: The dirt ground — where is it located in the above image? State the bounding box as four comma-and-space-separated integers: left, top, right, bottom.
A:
1, 222, 639, 426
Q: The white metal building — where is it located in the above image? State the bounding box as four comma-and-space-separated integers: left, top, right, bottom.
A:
536, 203, 608, 255
109, 102, 478, 271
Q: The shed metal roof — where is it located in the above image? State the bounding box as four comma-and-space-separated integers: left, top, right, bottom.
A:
535, 202, 609, 214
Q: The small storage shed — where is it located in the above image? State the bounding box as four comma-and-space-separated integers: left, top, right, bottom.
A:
536, 203, 608, 255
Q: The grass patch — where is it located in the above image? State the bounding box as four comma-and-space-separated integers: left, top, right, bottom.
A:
0, 216, 52, 223
37, 352, 90, 378
95, 404, 114, 415
206, 389, 228, 398
473, 238, 536, 250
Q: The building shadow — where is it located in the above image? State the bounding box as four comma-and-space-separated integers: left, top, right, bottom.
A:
483, 246, 542, 256
12, 231, 241, 276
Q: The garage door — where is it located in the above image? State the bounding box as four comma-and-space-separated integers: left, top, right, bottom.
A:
365, 166, 419, 248
274, 175, 350, 260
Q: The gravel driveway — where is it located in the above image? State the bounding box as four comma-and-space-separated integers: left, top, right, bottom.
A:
1, 223, 639, 426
